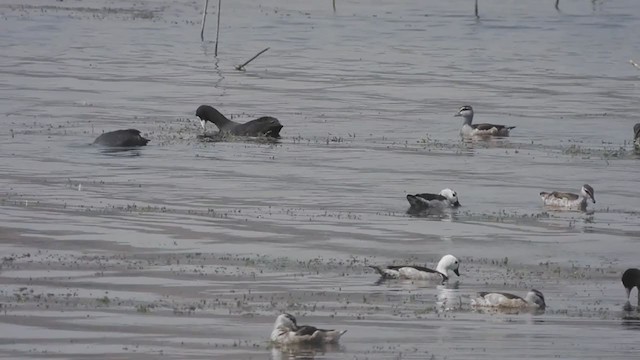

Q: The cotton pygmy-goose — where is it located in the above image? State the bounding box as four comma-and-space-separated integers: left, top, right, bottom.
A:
454, 105, 515, 137
406, 188, 461, 214
369, 254, 460, 283
471, 289, 546, 309
539, 184, 595, 211
270, 313, 347, 346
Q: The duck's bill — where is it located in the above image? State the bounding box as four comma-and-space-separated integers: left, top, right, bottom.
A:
454, 113, 461, 117
454, 269, 460, 276
453, 201, 461, 207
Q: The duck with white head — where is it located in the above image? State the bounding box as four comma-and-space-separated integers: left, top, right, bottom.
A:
406, 188, 461, 214
369, 254, 461, 283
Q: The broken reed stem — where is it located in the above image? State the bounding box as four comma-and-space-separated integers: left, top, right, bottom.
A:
333, 0, 336, 12
555, 0, 560, 11
631, 59, 640, 70
474, 0, 479, 18
200, 0, 209, 41
235, 47, 270, 71
214, 0, 222, 56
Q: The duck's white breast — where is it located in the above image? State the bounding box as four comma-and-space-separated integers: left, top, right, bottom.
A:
460, 124, 475, 137
473, 293, 527, 308
474, 128, 497, 136
271, 328, 289, 344
423, 199, 448, 208
272, 330, 320, 345
398, 267, 442, 280
542, 195, 584, 209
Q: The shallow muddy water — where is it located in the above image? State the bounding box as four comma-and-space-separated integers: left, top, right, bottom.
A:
1, 0, 640, 359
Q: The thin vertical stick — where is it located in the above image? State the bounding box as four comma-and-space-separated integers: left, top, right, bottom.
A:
333, 0, 336, 12
200, 0, 209, 41
474, 0, 479, 18
555, 0, 560, 11
214, 0, 222, 56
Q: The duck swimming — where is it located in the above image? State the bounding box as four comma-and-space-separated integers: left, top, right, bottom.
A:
369, 254, 460, 283
406, 188, 461, 214
622, 268, 640, 310
539, 184, 595, 211
93, 129, 149, 147
195, 105, 283, 138
270, 313, 347, 346
471, 289, 546, 310
454, 105, 515, 137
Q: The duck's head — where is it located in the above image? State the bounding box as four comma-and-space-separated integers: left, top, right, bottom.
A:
634, 123, 640, 140
274, 313, 298, 330
622, 268, 640, 299
439, 188, 461, 207
454, 105, 474, 121
195, 105, 212, 131
195, 105, 232, 132
526, 289, 546, 309
581, 184, 596, 204
437, 254, 460, 277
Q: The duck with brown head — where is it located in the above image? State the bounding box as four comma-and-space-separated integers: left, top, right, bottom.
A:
454, 105, 515, 137
539, 184, 595, 211
270, 313, 347, 346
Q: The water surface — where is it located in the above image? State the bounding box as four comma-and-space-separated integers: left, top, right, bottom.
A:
1, 0, 640, 358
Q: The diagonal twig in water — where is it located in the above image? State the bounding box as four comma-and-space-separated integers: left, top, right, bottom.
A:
555, 0, 560, 11
214, 0, 222, 56
475, 0, 479, 18
200, 0, 209, 41
631, 59, 640, 70
333, 0, 336, 12
235, 48, 270, 71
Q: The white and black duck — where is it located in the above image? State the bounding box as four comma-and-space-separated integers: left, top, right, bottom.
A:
369, 254, 460, 283
406, 188, 461, 214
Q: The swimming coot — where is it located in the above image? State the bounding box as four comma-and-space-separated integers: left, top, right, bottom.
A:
195, 105, 283, 138
93, 129, 149, 147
